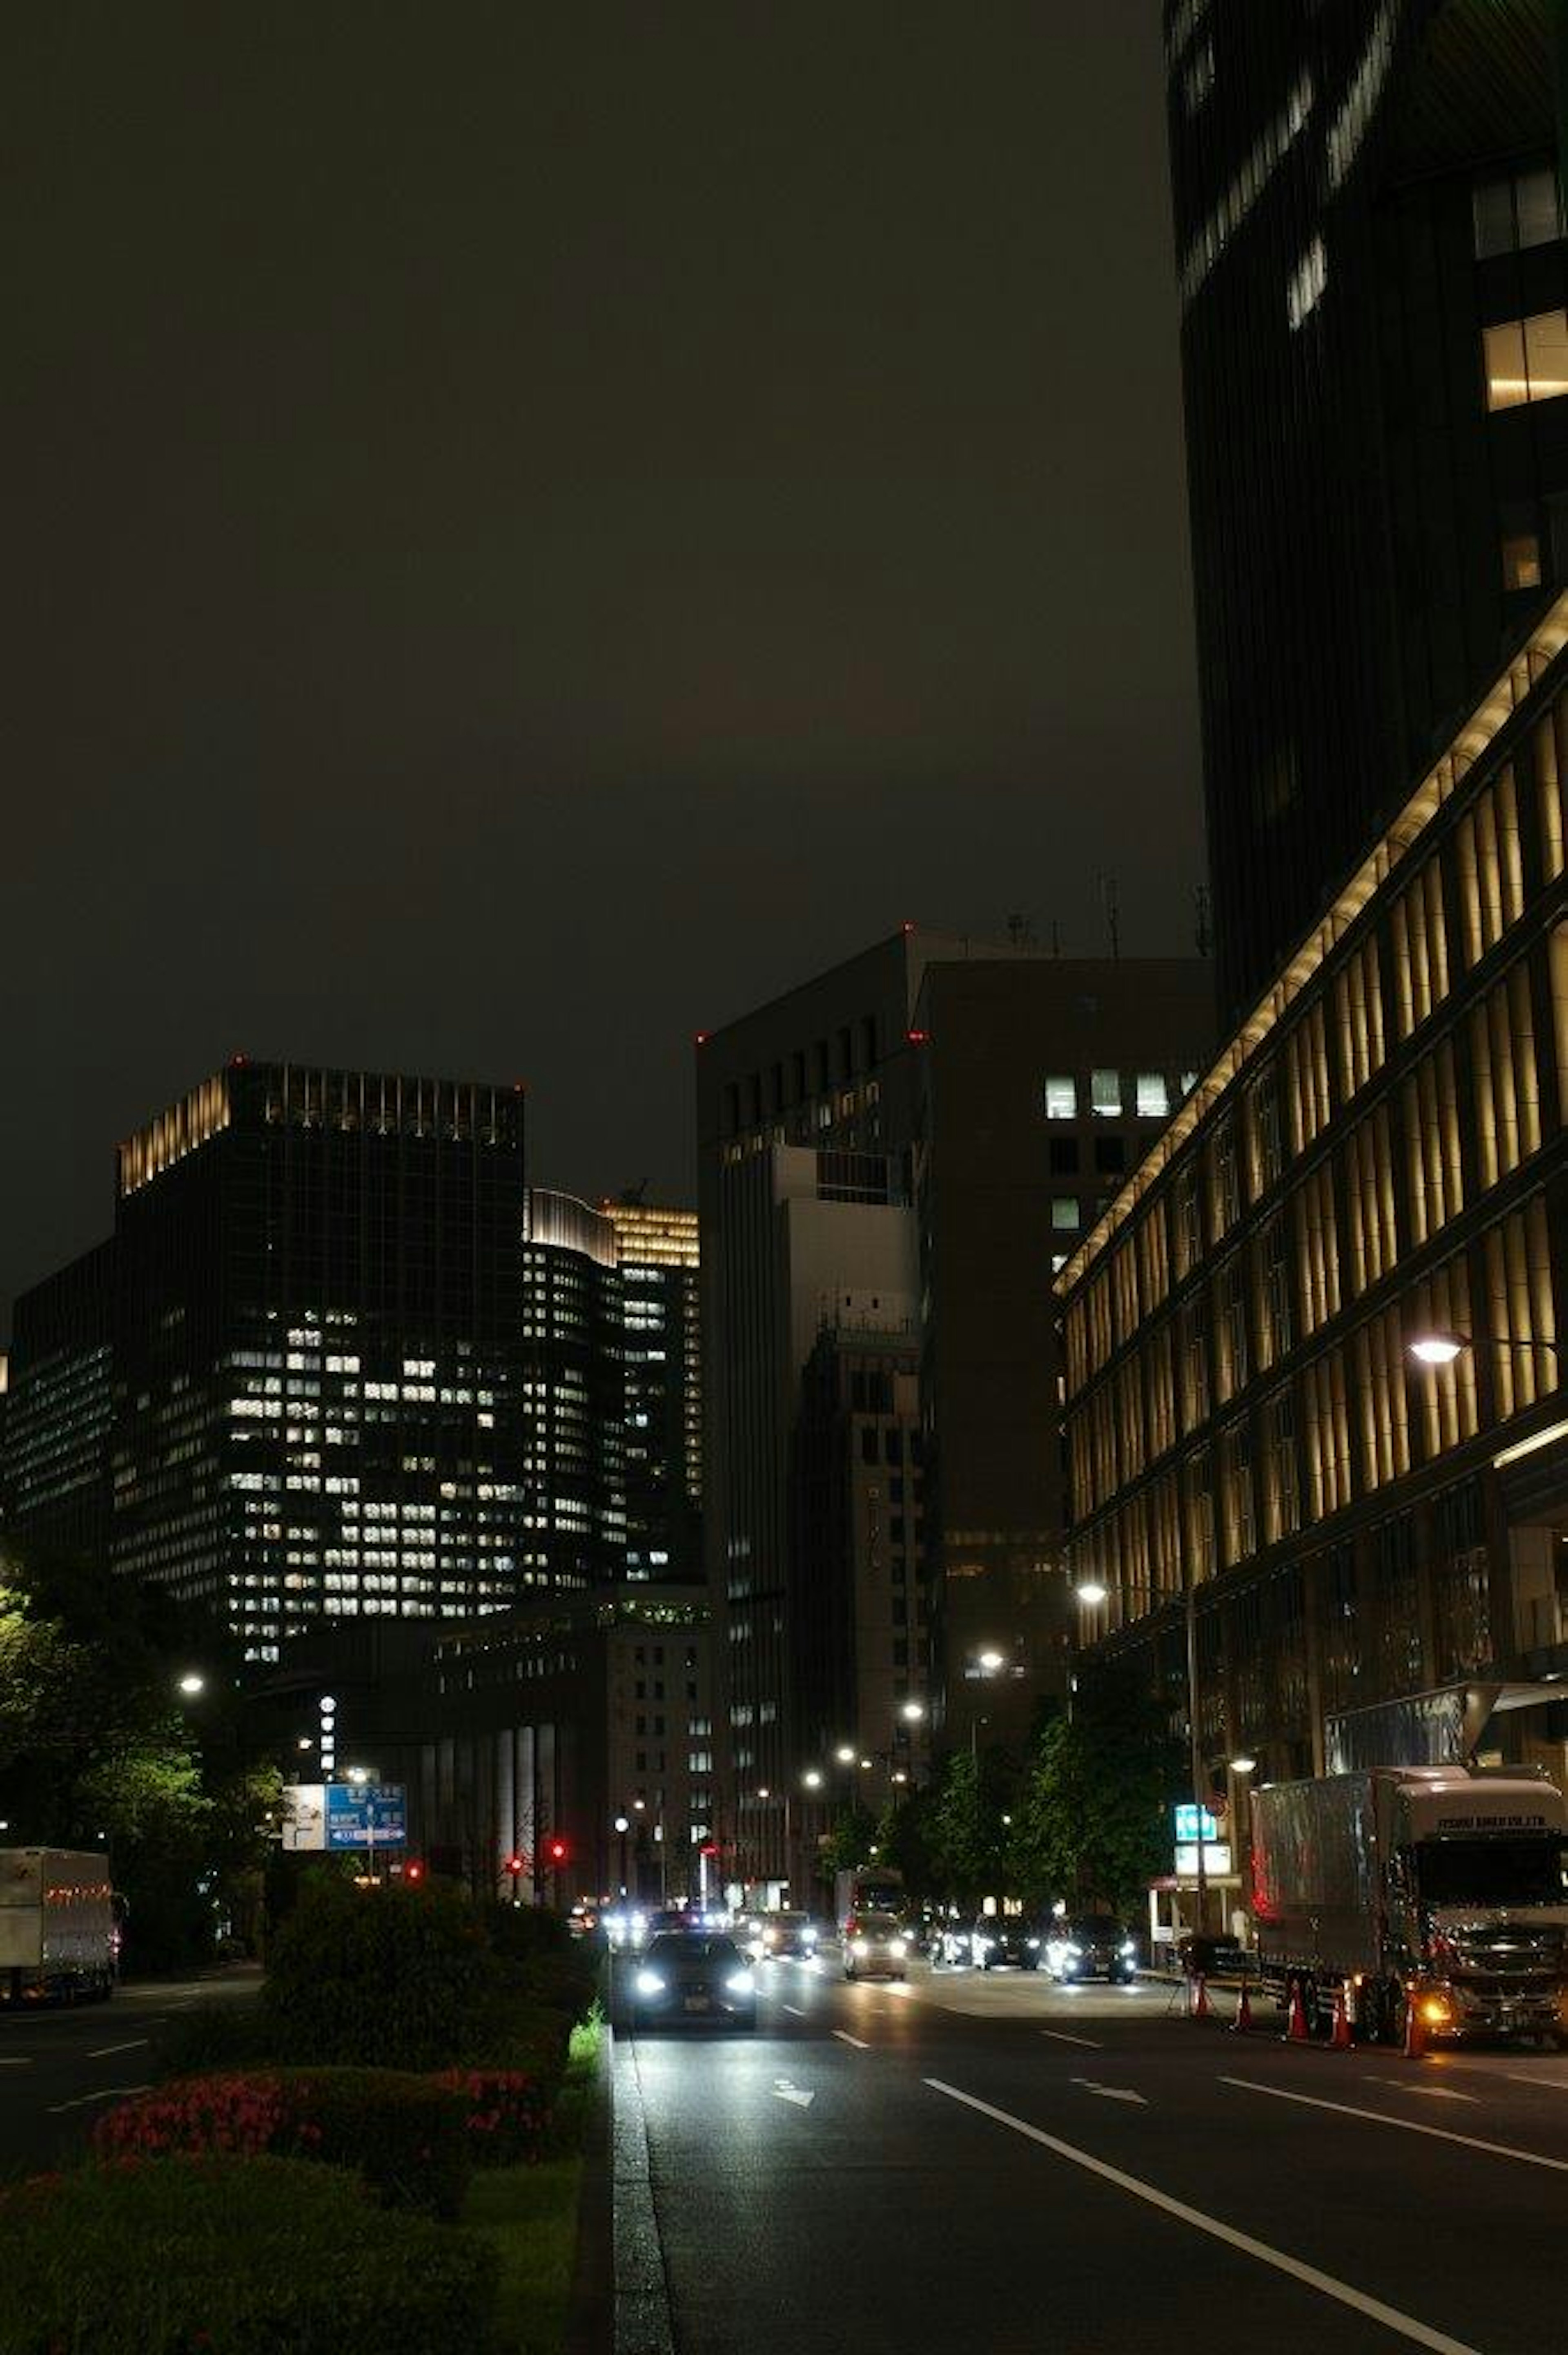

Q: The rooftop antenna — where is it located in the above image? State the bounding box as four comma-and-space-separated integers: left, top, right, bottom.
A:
1050, 919, 1062, 957
1006, 912, 1037, 950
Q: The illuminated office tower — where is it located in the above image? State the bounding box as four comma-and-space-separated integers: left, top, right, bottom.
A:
604, 1200, 702, 1585
1167, 0, 1568, 1019
520, 1189, 627, 1591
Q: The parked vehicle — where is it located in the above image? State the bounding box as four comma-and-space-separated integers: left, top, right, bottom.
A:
1251, 1764, 1568, 2043
0, 1849, 118, 2004
843, 1911, 910, 1980
629, 1932, 757, 2031
833, 1865, 906, 1937
1043, 1915, 1138, 1984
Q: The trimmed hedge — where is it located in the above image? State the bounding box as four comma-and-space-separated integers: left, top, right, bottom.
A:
0, 2154, 499, 2355
264, 1878, 503, 2070
149, 2000, 281, 2079
434, 2067, 554, 2167
92, 2067, 472, 2219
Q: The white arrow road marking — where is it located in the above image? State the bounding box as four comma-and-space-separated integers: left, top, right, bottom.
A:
1070, 2077, 1148, 2105
772, 2078, 814, 2107
926, 2079, 1480, 2355
88, 2039, 149, 2060
46, 2083, 151, 2114
1040, 2028, 1102, 2048
833, 2029, 870, 2049
1221, 2077, 1568, 2171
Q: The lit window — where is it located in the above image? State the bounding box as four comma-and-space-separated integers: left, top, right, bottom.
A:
1090, 1070, 1121, 1118
1285, 236, 1327, 331
1136, 1073, 1170, 1119
1502, 533, 1543, 592
1483, 311, 1568, 412
1043, 1075, 1076, 1120
1051, 1197, 1080, 1231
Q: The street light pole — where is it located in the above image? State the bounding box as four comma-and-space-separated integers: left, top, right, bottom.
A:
1185, 1573, 1207, 1934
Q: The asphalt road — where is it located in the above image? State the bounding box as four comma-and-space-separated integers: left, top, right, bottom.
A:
612, 1948, 1568, 2355
0, 1972, 258, 2174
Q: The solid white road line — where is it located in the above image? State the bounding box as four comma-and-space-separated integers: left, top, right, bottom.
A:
1039, 2028, 1102, 2048
46, 2083, 151, 2114
1220, 2076, 1568, 2172
1505, 2073, 1568, 2093
88, 2039, 149, 2060
924, 2078, 1480, 2355
833, 2030, 870, 2049
783, 2004, 806, 2017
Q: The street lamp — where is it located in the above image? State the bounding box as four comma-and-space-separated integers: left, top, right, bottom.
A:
834, 1744, 856, 1766
177, 1672, 205, 1698
900, 1698, 925, 1723
1229, 1754, 1258, 1777
1074, 1580, 1108, 1609
802, 1768, 823, 1791
614, 1814, 630, 1897
1408, 1329, 1559, 1366
977, 1648, 1004, 1674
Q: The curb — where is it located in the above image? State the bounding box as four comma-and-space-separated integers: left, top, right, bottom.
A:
564, 2019, 614, 2355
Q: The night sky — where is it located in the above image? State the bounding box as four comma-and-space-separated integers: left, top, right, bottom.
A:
4, 5, 1203, 1332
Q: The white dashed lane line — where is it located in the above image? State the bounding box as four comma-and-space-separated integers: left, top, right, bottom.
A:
833, 2030, 870, 2049
88, 2040, 149, 2060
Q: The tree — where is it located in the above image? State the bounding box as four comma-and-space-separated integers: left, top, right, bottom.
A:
927, 1749, 1018, 1904
1013, 1667, 1183, 1918
0, 1547, 278, 1967
819, 1802, 879, 1878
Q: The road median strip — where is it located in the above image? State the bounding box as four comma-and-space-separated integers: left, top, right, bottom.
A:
922, 2078, 1480, 2355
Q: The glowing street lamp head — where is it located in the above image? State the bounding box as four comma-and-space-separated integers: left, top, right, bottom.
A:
977, 1649, 1004, 1674
1408, 1331, 1466, 1367
1074, 1581, 1109, 1608
834, 1744, 855, 1765
802, 1768, 824, 1791
900, 1698, 925, 1722
178, 1673, 205, 1697
1230, 1754, 1258, 1775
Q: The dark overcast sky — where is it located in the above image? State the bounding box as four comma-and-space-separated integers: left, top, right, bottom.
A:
2, 4, 1203, 1333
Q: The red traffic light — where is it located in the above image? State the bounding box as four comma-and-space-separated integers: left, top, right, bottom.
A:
700, 1841, 719, 1858
405, 1860, 425, 1884
546, 1837, 568, 1866
504, 1854, 525, 1876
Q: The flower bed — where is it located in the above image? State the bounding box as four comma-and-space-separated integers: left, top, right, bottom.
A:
434, 2067, 553, 2166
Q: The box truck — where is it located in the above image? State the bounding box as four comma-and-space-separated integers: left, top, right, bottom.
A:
0, 1848, 118, 2003
1250, 1765, 1568, 2043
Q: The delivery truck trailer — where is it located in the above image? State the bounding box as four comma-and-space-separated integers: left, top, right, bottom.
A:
1250, 1765, 1568, 2044
0, 1848, 118, 2003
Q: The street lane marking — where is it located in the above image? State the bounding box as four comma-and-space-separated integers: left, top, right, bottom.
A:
1505, 2073, 1568, 2093
1221, 2077, 1568, 2172
88, 2039, 149, 2059
783, 2004, 806, 2017
773, 2078, 814, 2108
1365, 2079, 1477, 2103
924, 2078, 1479, 2355
46, 2083, 151, 2114
0, 2058, 33, 2067
1040, 2029, 1102, 2048
1071, 2077, 1147, 2105
833, 2030, 870, 2049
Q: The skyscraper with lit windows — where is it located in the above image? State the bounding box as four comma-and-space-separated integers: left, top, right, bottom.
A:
1167, 0, 1567, 1020
604, 1198, 702, 1585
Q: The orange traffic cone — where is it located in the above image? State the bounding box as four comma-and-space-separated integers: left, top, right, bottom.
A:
1230, 1982, 1253, 2034
1330, 1984, 1352, 2051
1403, 1992, 1424, 2060
1191, 1971, 1211, 2021
1285, 1980, 1309, 2042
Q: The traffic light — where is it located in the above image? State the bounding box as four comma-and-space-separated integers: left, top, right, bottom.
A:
505, 1854, 525, 1878
404, 1860, 425, 1884
546, 1837, 568, 1869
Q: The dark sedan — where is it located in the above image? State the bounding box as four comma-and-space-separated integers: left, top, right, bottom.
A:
973, 1918, 1045, 1971
628, 1932, 758, 2031
1043, 1916, 1139, 1984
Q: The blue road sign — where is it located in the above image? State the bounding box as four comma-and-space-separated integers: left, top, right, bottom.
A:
325, 1783, 407, 1849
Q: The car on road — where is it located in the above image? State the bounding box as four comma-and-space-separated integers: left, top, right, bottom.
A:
1043, 1916, 1138, 1984
739, 1909, 819, 1961
843, 1911, 910, 1981
629, 1932, 758, 2031
931, 1917, 980, 1967
972, 1917, 1045, 1971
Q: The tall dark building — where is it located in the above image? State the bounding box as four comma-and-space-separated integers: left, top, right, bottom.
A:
520, 1189, 627, 1590
1167, 0, 1567, 1019
1, 1241, 114, 1559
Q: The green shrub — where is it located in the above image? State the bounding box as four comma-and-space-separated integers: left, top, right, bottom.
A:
93, 2067, 472, 2220
0, 2154, 498, 2355
264, 1877, 502, 2068
149, 1999, 281, 2079
434, 2067, 553, 2167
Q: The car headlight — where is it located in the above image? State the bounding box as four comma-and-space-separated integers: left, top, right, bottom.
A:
630, 1911, 647, 1933
1026, 1936, 1041, 1948
1120, 1940, 1136, 1957
764, 1928, 777, 1946
852, 1939, 870, 1956
978, 1936, 995, 1951
802, 1926, 817, 1944
889, 1939, 907, 1959
726, 1970, 756, 1997
635, 1970, 665, 1997
1064, 1942, 1082, 1958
